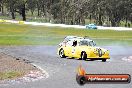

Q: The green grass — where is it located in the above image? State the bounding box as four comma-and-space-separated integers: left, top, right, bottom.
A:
0, 71, 22, 80
0, 23, 132, 46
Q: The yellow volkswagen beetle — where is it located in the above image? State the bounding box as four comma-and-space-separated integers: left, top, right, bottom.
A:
58, 38, 110, 62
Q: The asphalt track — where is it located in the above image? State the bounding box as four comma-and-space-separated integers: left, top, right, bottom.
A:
0, 45, 132, 88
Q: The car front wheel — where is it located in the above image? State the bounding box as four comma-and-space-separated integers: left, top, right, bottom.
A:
59, 49, 66, 58
81, 52, 87, 60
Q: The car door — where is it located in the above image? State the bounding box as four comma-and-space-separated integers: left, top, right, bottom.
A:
64, 41, 73, 57
71, 40, 79, 58
71, 46, 76, 57
67, 40, 77, 57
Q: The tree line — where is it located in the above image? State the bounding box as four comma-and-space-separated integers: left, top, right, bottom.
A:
0, 0, 132, 26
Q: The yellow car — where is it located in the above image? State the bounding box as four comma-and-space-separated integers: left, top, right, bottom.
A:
58, 38, 110, 62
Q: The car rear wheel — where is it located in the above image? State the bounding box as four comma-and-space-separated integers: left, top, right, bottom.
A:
81, 52, 87, 60
59, 49, 66, 58
102, 59, 106, 62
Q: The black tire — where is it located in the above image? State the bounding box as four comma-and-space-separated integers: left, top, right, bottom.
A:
90, 59, 94, 61
76, 75, 86, 86
81, 52, 87, 60
98, 48, 103, 57
59, 49, 66, 58
102, 59, 106, 62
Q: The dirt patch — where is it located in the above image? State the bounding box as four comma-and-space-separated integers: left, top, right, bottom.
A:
0, 53, 48, 84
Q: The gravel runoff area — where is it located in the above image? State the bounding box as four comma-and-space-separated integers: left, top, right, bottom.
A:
0, 52, 49, 85
0, 45, 132, 88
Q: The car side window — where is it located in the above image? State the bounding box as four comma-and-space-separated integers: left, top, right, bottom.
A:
72, 41, 77, 47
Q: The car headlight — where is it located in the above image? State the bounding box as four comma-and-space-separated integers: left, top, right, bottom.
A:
93, 48, 105, 56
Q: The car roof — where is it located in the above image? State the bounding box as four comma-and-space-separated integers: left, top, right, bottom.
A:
68, 38, 93, 42
63, 36, 94, 43
64, 36, 84, 40
64, 36, 77, 39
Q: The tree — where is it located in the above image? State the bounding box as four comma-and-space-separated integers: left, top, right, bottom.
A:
0, 0, 4, 14
5, 0, 17, 19
2, 0, 132, 26
105, 0, 131, 26
27, 0, 37, 15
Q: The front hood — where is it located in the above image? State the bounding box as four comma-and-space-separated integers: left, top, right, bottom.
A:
94, 46, 108, 51
79, 46, 108, 52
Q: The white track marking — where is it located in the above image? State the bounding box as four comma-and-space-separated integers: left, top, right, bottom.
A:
1, 19, 132, 30
31, 63, 49, 79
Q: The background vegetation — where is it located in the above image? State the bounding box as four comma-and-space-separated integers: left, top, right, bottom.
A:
0, 0, 132, 27
0, 71, 22, 80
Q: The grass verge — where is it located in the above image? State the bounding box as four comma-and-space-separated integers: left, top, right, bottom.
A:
0, 71, 22, 80
0, 23, 132, 46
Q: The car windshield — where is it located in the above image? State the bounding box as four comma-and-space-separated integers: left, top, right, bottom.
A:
64, 36, 77, 41
79, 40, 96, 46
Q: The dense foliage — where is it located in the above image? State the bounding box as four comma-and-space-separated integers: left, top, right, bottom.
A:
0, 0, 131, 26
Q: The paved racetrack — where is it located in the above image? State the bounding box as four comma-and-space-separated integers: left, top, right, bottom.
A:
0, 45, 132, 88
